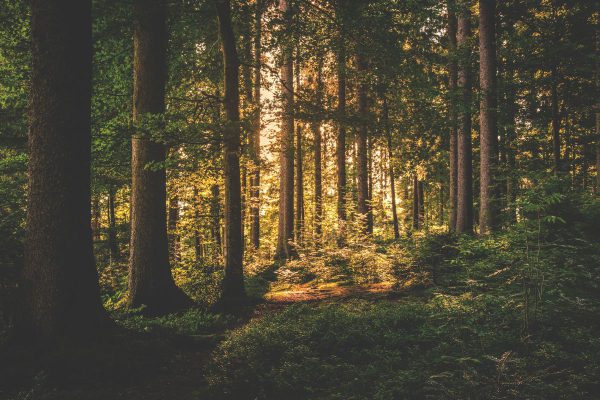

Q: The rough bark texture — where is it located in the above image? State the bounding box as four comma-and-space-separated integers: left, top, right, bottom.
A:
336, 0, 347, 242
216, 0, 245, 303
356, 55, 371, 234
128, 0, 190, 313
456, 2, 474, 234
448, 0, 458, 232
275, 0, 295, 260
249, 0, 262, 249
21, 0, 108, 340
383, 97, 399, 239
478, 0, 499, 234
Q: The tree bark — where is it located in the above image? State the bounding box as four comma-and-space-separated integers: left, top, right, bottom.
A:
356, 54, 370, 234
383, 97, 400, 239
215, 0, 245, 303
478, 0, 499, 234
249, 0, 262, 249
456, 2, 474, 234
21, 0, 108, 340
128, 0, 190, 313
275, 0, 295, 260
447, 0, 459, 232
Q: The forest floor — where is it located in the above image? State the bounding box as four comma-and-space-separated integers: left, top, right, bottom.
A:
2, 228, 600, 399
1, 281, 420, 400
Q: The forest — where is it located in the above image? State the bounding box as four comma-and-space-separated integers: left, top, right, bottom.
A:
0, 0, 599, 398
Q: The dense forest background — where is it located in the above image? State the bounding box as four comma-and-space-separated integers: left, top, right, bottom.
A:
0, 0, 599, 399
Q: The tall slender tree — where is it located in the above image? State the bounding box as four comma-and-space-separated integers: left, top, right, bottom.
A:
356, 54, 371, 234
383, 96, 400, 239
479, 0, 499, 233
21, 0, 108, 339
249, 0, 262, 249
455, 0, 474, 234
336, 0, 347, 242
128, 0, 190, 313
313, 58, 324, 239
275, 0, 295, 260
215, 0, 245, 303
447, 0, 459, 231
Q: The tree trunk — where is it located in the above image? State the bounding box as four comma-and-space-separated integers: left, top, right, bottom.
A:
447, 0, 458, 232
412, 175, 419, 230
336, 0, 347, 243
456, 2, 474, 234
313, 59, 324, 239
383, 97, 399, 239
551, 66, 561, 174
295, 123, 304, 243
356, 55, 370, 234
275, 0, 295, 260
128, 0, 190, 313
216, 0, 245, 303
249, 0, 262, 249
479, 0, 499, 234
21, 0, 108, 340
418, 181, 425, 228
108, 185, 120, 264
210, 184, 222, 255
193, 187, 202, 262
168, 194, 180, 262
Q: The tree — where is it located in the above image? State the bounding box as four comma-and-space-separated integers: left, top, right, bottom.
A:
215, 0, 245, 303
336, 0, 348, 242
356, 54, 371, 234
275, 0, 296, 260
479, 0, 499, 233
383, 96, 400, 239
313, 58, 324, 239
455, 1, 474, 234
20, 0, 108, 340
128, 0, 190, 313
249, 0, 262, 249
447, 0, 458, 232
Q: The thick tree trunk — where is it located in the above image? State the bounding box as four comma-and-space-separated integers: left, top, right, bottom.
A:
216, 0, 245, 303
447, 0, 458, 232
336, 1, 347, 243
249, 0, 262, 249
479, 0, 499, 234
356, 55, 370, 234
313, 59, 324, 239
275, 0, 295, 260
383, 97, 399, 239
456, 2, 474, 234
21, 0, 108, 340
108, 185, 120, 264
128, 0, 190, 313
